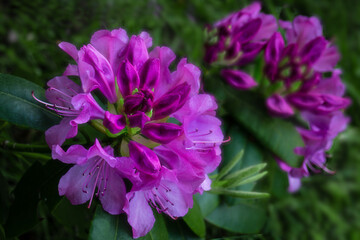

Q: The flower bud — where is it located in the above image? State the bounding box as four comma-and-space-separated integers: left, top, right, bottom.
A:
139, 58, 160, 90
266, 94, 294, 117
221, 69, 257, 90
103, 111, 126, 134
128, 111, 150, 128
117, 60, 140, 97
128, 141, 161, 174
142, 123, 183, 144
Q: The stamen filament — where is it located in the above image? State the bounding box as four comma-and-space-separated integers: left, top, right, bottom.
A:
189, 129, 213, 137
49, 87, 74, 98
88, 162, 104, 208
192, 136, 231, 144
55, 96, 72, 105
67, 86, 80, 95
32, 91, 56, 107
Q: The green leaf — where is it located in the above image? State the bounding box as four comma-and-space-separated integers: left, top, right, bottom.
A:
214, 165, 268, 189
213, 162, 267, 188
183, 198, 206, 238
89, 206, 133, 240
206, 200, 267, 234
89, 205, 132, 240
194, 192, 219, 217
89, 205, 169, 240
221, 125, 247, 174
209, 188, 270, 199
268, 160, 289, 199
216, 149, 244, 180
0, 224, 5, 240
166, 219, 199, 240
224, 90, 303, 167
0, 172, 9, 224
52, 198, 92, 239
221, 125, 265, 193
226, 171, 268, 188
4, 161, 69, 238
144, 210, 169, 240
224, 163, 267, 181
0, 73, 61, 131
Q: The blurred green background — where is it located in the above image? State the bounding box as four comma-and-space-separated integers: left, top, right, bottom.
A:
1, 0, 360, 239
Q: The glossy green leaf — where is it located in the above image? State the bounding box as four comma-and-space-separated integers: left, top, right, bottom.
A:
4, 161, 69, 238
206, 200, 267, 234
183, 198, 206, 238
0, 73, 61, 131
194, 192, 220, 217
224, 89, 303, 167
89, 205, 169, 240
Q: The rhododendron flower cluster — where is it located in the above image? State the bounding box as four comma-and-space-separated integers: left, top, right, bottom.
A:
205, 2, 277, 89
35, 28, 225, 238
205, 2, 350, 192
264, 17, 350, 117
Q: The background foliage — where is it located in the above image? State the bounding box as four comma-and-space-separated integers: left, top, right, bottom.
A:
1, 0, 360, 239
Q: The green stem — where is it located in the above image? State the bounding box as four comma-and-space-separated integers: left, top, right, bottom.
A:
0, 140, 50, 153
79, 128, 91, 145
0, 121, 9, 131
90, 120, 107, 134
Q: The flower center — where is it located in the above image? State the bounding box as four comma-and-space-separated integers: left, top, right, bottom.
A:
124, 89, 154, 114
81, 157, 110, 208
144, 185, 177, 219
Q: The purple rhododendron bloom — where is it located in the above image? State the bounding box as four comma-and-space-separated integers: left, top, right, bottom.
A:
263, 16, 348, 117
204, 6, 350, 193
205, 2, 277, 65
37, 28, 226, 238
277, 110, 349, 192
271, 69, 350, 190
204, 2, 277, 90
266, 16, 340, 82
262, 17, 349, 190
